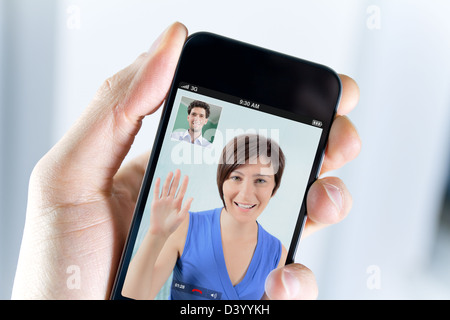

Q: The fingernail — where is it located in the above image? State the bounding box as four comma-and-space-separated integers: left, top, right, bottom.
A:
148, 25, 170, 54
148, 22, 185, 54
281, 268, 301, 297
323, 182, 343, 213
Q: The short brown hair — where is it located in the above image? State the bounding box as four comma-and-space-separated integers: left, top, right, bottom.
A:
188, 100, 210, 118
216, 134, 285, 208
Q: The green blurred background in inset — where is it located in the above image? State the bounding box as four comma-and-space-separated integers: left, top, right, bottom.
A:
172, 96, 222, 143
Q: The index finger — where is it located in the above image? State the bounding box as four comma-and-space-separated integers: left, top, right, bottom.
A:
337, 74, 360, 116
175, 175, 189, 201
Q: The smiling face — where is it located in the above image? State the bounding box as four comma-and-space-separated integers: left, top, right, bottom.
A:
222, 160, 276, 223
187, 107, 208, 132
217, 134, 285, 223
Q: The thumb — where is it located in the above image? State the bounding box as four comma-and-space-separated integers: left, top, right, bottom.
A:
39, 22, 187, 193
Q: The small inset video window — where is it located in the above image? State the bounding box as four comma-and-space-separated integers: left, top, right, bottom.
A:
171, 97, 222, 148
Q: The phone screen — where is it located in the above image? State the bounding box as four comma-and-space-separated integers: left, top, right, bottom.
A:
111, 32, 340, 300
119, 82, 325, 300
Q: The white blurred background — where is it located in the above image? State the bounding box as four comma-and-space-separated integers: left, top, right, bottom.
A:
1, 0, 450, 299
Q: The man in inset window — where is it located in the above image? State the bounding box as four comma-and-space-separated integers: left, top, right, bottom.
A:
171, 100, 212, 148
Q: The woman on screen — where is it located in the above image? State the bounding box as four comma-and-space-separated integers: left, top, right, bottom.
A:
122, 134, 287, 300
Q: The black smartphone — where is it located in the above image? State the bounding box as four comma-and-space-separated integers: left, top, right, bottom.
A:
110, 32, 341, 300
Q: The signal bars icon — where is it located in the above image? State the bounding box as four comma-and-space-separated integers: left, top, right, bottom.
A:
181, 84, 190, 90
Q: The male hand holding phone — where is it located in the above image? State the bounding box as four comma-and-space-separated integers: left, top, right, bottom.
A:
12, 22, 360, 300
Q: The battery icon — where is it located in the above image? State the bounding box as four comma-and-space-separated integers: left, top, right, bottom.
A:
312, 120, 322, 127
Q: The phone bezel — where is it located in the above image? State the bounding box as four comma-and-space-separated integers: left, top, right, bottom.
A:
110, 32, 341, 300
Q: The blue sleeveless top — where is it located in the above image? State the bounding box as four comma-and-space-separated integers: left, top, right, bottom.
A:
170, 207, 282, 300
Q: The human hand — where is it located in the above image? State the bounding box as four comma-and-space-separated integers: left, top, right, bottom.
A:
12, 22, 188, 299
264, 74, 361, 300
149, 170, 192, 238
12, 21, 360, 300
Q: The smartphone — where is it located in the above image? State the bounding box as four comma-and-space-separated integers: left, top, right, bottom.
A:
110, 32, 341, 300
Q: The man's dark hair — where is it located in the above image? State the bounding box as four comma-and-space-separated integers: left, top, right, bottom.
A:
188, 100, 210, 118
